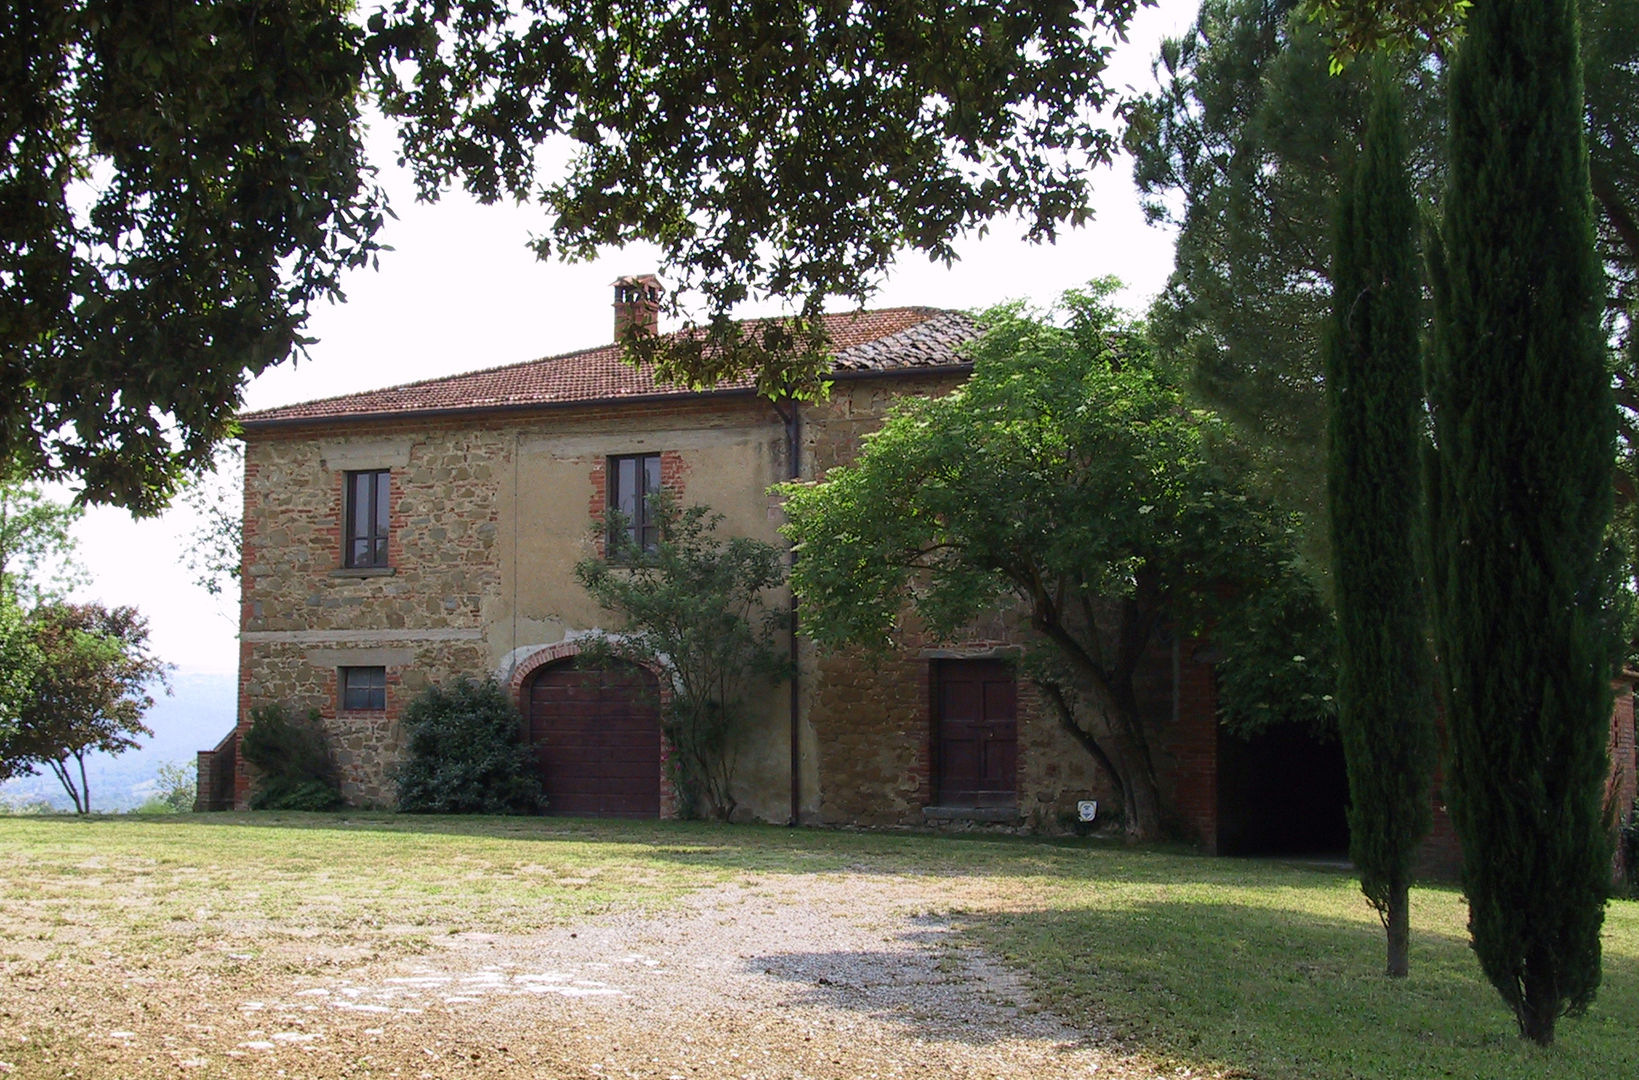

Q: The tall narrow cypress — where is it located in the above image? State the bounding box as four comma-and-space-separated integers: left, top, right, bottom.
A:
1326, 62, 1435, 981
1429, 0, 1614, 1045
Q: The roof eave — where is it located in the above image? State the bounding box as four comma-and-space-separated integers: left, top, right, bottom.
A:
236, 362, 973, 434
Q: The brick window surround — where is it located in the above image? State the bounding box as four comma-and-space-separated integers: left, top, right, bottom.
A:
340, 666, 387, 711
606, 452, 661, 555
344, 469, 391, 568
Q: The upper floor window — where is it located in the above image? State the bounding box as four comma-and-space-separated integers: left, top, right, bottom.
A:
345, 469, 390, 568
607, 453, 661, 556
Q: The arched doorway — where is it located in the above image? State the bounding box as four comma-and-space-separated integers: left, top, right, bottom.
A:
526, 659, 662, 818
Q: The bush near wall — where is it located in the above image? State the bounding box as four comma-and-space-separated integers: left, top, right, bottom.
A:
394, 677, 544, 815
240, 703, 344, 811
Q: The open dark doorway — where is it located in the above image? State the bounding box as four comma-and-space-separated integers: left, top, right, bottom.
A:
1215, 721, 1349, 856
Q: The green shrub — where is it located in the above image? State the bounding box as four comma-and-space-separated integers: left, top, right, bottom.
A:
240, 703, 344, 811
393, 677, 543, 814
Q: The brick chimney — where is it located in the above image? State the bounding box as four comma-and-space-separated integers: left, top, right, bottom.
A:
612, 274, 662, 338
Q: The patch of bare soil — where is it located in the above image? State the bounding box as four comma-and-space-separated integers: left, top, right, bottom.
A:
2, 873, 1163, 1079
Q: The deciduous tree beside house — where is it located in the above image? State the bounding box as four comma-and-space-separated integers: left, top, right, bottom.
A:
576, 496, 791, 822
782, 284, 1330, 841
0, 473, 86, 605
1, 0, 386, 512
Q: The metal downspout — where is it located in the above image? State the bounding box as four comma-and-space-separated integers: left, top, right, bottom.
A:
773, 398, 803, 826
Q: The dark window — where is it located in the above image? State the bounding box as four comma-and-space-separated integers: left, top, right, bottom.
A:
345, 470, 390, 568
607, 453, 661, 556
340, 666, 387, 711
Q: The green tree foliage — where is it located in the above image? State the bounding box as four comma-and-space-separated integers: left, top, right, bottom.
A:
0, 473, 86, 604
782, 284, 1328, 841
240, 703, 344, 811
133, 760, 197, 814
366, 0, 1150, 398
1428, 0, 1616, 1045
575, 496, 789, 821
394, 677, 544, 815
8, 2, 1154, 506
0, 603, 168, 813
1126, 0, 1444, 578
2, 1, 386, 512
1324, 66, 1435, 979
1303, 0, 1469, 65
0, 589, 38, 749
1129, 0, 1636, 599
179, 444, 245, 599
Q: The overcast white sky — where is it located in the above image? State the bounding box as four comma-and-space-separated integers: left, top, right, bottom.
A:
67, 0, 1201, 681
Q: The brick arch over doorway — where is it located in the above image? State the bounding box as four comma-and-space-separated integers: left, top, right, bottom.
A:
513, 646, 669, 819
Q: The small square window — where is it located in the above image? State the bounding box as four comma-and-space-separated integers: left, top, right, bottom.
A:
345, 470, 390, 568
340, 666, 386, 711
607, 453, 661, 557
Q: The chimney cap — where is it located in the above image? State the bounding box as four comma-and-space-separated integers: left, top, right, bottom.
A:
611, 273, 662, 298
612, 274, 663, 337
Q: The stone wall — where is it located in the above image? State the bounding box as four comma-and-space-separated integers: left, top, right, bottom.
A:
236, 397, 804, 815
796, 373, 1225, 842
235, 369, 1223, 842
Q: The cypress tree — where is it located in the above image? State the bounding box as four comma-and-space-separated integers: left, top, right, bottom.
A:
1326, 62, 1435, 981
1429, 0, 1614, 1045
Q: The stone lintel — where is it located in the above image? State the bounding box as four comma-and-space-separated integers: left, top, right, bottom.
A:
318, 437, 415, 472
306, 647, 417, 668
242, 628, 484, 645
915, 645, 1021, 660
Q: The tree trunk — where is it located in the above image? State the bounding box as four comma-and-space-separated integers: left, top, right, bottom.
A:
1518, 943, 1559, 1045
1039, 678, 1165, 841
1385, 878, 1409, 978
76, 751, 91, 815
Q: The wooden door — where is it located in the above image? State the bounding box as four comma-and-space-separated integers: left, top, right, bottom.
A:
528, 661, 662, 818
933, 660, 1018, 807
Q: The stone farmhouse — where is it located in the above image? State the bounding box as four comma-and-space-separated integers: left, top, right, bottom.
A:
198, 275, 1482, 854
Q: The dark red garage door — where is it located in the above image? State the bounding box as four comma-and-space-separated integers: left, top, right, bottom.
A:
527, 661, 662, 818
933, 659, 1018, 808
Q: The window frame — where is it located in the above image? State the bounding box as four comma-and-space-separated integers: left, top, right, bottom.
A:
344, 469, 391, 569
606, 452, 662, 558
339, 666, 387, 712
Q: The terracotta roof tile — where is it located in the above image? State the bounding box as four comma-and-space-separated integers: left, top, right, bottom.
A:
241, 307, 979, 426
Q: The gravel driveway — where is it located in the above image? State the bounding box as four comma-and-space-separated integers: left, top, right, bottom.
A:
147, 871, 1163, 1079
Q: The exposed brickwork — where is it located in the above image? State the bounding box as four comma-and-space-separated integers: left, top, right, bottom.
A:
587, 449, 692, 558
1606, 684, 1637, 826
1150, 639, 1221, 849
810, 645, 929, 826
798, 381, 1198, 838
1415, 682, 1636, 881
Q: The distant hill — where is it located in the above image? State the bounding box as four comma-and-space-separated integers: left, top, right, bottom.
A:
1, 668, 237, 812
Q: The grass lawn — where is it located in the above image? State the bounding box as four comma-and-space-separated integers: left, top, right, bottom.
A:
1, 813, 1635, 1079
